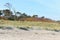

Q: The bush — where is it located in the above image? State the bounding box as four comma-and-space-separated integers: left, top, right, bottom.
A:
3, 27, 13, 30
0, 26, 4, 29
17, 27, 29, 31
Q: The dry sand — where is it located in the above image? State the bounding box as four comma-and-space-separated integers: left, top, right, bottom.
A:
0, 28, 60, 40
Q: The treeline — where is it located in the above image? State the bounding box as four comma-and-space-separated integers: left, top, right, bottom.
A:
0, 9, 54, 22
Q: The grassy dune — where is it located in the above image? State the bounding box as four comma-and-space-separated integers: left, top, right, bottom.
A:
0, 19, 60, 30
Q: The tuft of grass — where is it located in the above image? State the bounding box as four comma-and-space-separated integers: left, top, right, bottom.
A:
0, 26, 4, 29
17, 27, 29, 31
0, 26, 13, 30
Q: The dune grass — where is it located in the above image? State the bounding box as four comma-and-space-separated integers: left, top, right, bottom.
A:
0, 19, 60, 30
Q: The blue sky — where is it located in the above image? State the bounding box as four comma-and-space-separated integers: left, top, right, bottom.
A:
0, 0, 60, 20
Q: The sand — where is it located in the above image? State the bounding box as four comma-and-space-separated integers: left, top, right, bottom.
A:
0, 28, 60, 40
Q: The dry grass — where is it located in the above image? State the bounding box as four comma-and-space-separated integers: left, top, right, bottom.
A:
0, 19, 60, 30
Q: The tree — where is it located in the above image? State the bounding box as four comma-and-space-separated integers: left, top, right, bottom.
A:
41, 16, 45, 19
32, 15, 38, 18
3, 9, 13, 18
19, 13, 27, 18
0, 10, 2, 16
22, 13, 27, 17
27, 15, 31, 18
4, 3, 12, 10
16, 12, 21, 17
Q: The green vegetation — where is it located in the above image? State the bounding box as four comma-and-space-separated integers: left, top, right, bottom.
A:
0, 20, 60, 30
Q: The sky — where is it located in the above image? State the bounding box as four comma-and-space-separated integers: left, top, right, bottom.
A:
0, 0, 60, 20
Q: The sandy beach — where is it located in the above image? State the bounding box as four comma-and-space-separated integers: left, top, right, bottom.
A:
0, 27, 60, 40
